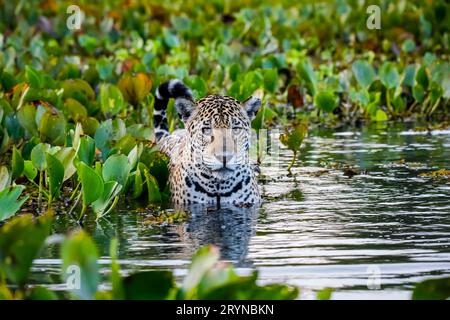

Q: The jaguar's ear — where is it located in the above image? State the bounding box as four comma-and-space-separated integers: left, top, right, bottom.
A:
175, 98, 196, 122
242, 90, 263, 120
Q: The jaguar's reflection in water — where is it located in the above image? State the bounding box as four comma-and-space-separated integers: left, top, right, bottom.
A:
174, 203, 259, 264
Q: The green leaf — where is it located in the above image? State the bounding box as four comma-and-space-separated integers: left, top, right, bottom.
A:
279, 122, 308, 153
314, 90, 338, 112
46, 153, 64, 201
379, 62, 400, 89
316, 288, 333, 300
0, 185, 29, 221
123, 271, 175, 300
263, 68, 278, 93
180, 245, 220, 299
144, 169, 162, 203
39, 111, 66, 146
31, 143, 50, 171
77, 135, 96, 166
54, 147, 77, 181
352, 60, 376, 89
412, 277, 450, 300
0, 212, 53, 286
0, 166, 11, 191
99, 84, 125, 117
78, 162, 104, 206
413, 84, 425, 103
23, 160, 37, 181
11, 146, 24, 179
61, 230, 99, 300
374, 109, 388, 122
102, 154, 130, 187
415, 66, 429, 90
92, 181, 121, 216
401, 39, 416, 53
297, 59, 317, 96
27, 286, 58, 300
17, 103, 38, 136
25, 66, 42, 89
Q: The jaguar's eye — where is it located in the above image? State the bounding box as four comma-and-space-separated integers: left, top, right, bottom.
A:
232, 127, 243, 134
202, 127, 212, 135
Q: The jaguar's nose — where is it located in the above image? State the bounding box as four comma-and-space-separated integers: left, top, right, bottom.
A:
215, 153, 234, 167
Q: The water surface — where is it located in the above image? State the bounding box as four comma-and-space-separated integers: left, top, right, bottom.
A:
33, 122, 450, 299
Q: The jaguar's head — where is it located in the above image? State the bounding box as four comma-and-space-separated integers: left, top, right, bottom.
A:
176, 94, 261, 176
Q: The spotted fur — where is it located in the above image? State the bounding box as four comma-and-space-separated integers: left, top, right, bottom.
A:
154, 79, 261, 207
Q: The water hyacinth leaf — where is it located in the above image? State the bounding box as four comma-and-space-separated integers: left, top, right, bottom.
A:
180, 245, 220, 299
279, 122, 308, 153
352, 60, 376, 89
55, 147, 77, 181
30, 143, 50, 171
416, 66, 429, 90
78, 162, 104, 205
0, 185, 29, 221
379, 62, 400, 89
92, 181, 121, 217
63, 98, 88, 122
184, 75, 207, 100
374, 109, 388, 122
263, 68, 278, 93
12, 146, 24, 179
23, 160, 37, 181
25, 66, 43, 89
61, 230, 99, 300
0, 166, 11, 191
102, 154, 130, 187
94, 118, 126, 159
297, 59, 317, 96
100, 84, 125, 117
0, 212, 53, 286
17, 103, 38, 136
118, 73, 152, 106
77, 136, 96, 166
402, 39, 416, 53
403, 64, 417, 87
314, 90, 338, 112
39, 111, 66, 146
412, 277, 450, 300
96, 58, 115, 82
123, 271, 174, 300
46, 153, 64, 201
27, 286, 58, 300
132, 166, 143, 199
413, 84, 425, 103
144, 169, 161, 203
61, 79, 96, 102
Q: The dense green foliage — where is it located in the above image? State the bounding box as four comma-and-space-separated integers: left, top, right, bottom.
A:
0, 0, 449, 299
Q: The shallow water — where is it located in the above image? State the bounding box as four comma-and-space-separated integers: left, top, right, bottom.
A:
32, 122, 450, 299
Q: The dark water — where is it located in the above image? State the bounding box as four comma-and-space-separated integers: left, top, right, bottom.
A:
33, 122, 450, 299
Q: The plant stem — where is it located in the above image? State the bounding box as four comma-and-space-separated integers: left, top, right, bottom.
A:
78, 203, 87, 221
96, 196, 119, 221
287, 151, 297, 174
69, 181, 81, 201
38, 170, 43, 211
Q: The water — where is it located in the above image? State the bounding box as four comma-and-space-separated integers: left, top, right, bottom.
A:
32, 122, 450, 299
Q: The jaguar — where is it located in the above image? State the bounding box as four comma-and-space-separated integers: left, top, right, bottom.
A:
154, 79, 262, 207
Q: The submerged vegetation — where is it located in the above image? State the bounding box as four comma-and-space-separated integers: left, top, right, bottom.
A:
0, 0, 449, 299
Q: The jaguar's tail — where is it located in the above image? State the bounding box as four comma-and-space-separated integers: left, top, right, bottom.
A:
154, 79, 193, 141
